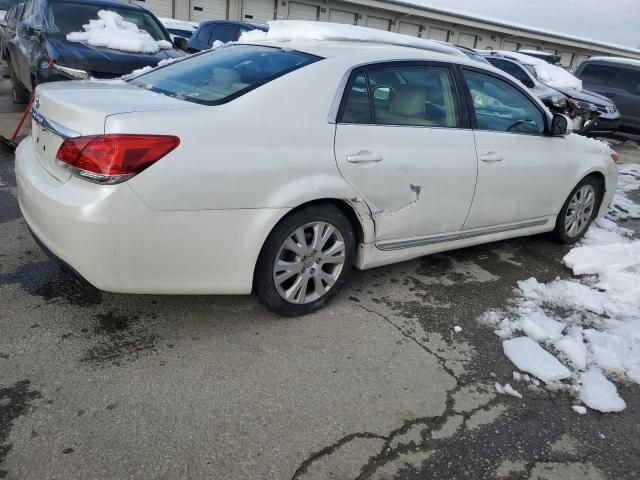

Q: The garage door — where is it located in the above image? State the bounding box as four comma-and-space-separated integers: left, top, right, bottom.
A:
560, 51, 574, 67
366, 16, 390, 31
329, 9, 355, 25
428, 27, 448, 42
523, 44, 538, 51
130, 0, 172, 18
288, 2, 318, 20
398, 22, 420, 37
242, 0, 275, 23
502, 41, 518, 51
458, 33, 477, 48
189, 0, 226, 21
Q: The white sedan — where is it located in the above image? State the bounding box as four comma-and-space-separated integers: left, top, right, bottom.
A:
16, 39, 618, 316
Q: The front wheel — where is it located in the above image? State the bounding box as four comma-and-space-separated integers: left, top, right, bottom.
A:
8, 61, 30, 104
255, 205, 356, 316
551, 177, 602, 244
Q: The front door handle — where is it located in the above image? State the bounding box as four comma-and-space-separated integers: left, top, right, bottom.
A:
347, 151, 383, 163
480, 152, 503, 163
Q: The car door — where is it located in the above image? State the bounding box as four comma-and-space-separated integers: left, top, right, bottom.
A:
606, 67, 640, 130
333, 62, 478, 243
460, 67, 570, 230
14, 0, 38, 88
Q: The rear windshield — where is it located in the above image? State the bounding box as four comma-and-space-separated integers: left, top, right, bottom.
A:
128, 45, 320, 105
48, 1, 167, 41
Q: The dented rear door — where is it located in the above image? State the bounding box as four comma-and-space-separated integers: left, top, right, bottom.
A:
333, 63, 478, 242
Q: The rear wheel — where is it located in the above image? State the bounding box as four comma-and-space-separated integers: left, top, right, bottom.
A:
551, 176, 602, 244
255, 205, 356, 316
8, 61, 30, 104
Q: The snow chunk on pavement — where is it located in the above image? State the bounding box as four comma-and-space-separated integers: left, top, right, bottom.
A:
572, 405, 587, 414
579, 369, 626, 413
495, 382, 523, 398
453, 325, 462, 333
555, 331, 588, 370
67, 10, 172, 54
518, 311, 565, 342
503, 337, 571, 383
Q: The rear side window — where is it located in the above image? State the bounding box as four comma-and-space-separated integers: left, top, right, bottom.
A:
579, 64, 617, 86
463, 69, 544, 135
210, 25, 238, 44
340, 64, 460, 128
610, 68, 640, 94
129, 45, 320, 105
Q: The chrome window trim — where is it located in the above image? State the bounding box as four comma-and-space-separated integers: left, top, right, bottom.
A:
30, 107, 81, 139
376, 218, 549, 251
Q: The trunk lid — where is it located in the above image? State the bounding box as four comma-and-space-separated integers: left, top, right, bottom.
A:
30, 80, 203, 182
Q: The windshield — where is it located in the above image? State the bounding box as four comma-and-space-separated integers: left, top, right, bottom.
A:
129, 45, 320, 105
48, 1, 167, 41
0, 0, 17, 10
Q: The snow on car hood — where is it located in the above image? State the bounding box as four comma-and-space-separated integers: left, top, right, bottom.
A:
494, 50, 582, 91
33, 80, 203, 135
48, 35, 184, 77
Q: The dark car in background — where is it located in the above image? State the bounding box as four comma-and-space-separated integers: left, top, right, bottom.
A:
186, 20, 267, 52
6, 0, 185, 103
483, 52, 620, 134
0, 1, 21, 60
575, 57, 640, 133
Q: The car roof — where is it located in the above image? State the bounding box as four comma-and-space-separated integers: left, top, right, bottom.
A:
582, 57, 640, 69
51, 0, 146, 11
197, 20, 267, 31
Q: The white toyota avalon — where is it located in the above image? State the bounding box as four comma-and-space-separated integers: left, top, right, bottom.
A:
16, 38, 618, 316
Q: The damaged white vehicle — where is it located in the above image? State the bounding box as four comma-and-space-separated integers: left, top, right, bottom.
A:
16, 38, 618, 316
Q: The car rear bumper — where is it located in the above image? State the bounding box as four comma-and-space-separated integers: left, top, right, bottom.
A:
15, 137, 287, 295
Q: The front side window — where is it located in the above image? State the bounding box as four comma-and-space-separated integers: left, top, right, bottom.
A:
610, 68, 640, 94
129, 45, 320, 105
196, 25, 213, 43
340, 64, 460, 127
487, 58, 532, 85
463, 69, 545, 135
579, 64, 616, 86
210, 25, 238, 44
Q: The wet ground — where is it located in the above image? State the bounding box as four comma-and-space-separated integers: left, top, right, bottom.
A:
1, 65, 640, 479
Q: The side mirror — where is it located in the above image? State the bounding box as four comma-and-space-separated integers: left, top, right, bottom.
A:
173, 36, 189, 53
521, 78, 535, 89
550, 113, 570, 136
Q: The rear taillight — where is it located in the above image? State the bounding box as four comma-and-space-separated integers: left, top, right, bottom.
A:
610, 150, 623, 165
56, 134, 180, 184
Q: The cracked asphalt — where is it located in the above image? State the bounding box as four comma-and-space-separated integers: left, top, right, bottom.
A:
1, 64, 640, 479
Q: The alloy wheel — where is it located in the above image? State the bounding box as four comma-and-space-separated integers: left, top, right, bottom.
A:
564, 184, 596, 237
273, 221, 346, 304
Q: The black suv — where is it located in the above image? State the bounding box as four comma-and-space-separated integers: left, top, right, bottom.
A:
575, 58, 640, 133
186, 20, 267, 52
6, 0, 185, 103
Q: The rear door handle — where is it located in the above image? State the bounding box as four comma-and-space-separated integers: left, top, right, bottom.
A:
347, 151, 383, 163
480, 152, 503, 163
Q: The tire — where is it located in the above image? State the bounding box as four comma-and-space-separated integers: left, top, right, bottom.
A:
255, 204, 356, 317
8, 61, 30, 104
551, 176, 602, 244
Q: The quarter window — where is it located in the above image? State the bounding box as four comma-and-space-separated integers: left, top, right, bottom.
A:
210, 25, 238, 44
463, 70, 545, 135
340, 65, 460, 127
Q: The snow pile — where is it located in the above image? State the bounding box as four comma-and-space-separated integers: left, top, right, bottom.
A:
493, 50, 582, 91
239, 20, 466, 58
481, 164, 640, 413
495, 382, 522, 398
67, 10, 172, 54
159, 17, 198, 33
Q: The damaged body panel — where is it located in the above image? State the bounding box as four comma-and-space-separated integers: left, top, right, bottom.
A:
334, 123, 478, 241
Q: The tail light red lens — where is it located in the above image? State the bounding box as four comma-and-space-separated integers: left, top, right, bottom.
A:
56, 134, 180, 184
